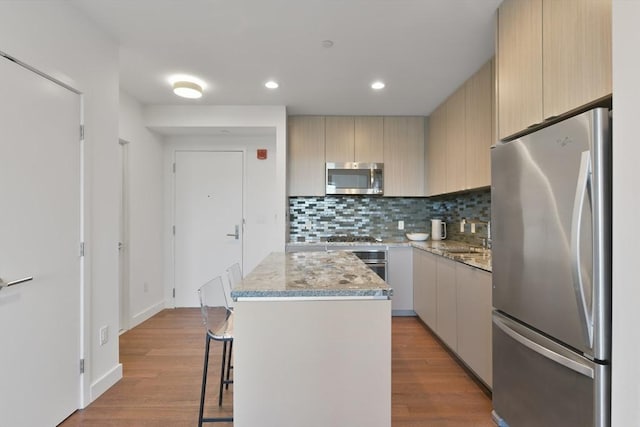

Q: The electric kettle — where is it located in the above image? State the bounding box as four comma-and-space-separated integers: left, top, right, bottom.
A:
431, 219, 447, 240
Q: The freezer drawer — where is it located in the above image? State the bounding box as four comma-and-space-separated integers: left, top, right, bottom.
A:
492, 312, 609, 427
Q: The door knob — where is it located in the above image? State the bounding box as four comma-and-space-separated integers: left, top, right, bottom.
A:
226, 225, 240, 240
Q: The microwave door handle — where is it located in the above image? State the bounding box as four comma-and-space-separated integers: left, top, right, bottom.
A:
370, 168, 374, 189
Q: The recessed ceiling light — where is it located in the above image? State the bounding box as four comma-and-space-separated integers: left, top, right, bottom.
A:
371, 81, 385, 90
321, 40, 334, 48
265, 81, 279, 89
172, 81, 203, 99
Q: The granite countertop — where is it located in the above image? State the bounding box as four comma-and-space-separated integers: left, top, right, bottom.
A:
286, 239, 492, 272
410, 240, 492, 272
231, 251, 392, 300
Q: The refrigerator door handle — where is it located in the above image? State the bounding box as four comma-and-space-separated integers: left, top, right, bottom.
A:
494, 314, 594, 379
571, 150, 593, 348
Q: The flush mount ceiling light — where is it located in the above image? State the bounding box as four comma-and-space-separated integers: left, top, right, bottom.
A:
265, 81, 279, 89
371, 81, 385, 90
173, 81, 203, 99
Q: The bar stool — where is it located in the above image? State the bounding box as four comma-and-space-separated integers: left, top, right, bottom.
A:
220, 263, 242, 391
197, 277, 234, 425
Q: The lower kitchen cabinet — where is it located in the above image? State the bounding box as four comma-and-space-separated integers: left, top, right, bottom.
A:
456, 263, 492, 387
436, 257, 458, 351
412, 247, 493, 388
412, 248, 437, 328
387, 246, 414, 315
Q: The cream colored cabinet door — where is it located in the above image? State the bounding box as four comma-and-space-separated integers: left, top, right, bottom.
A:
465, 58, 494, 189
426, 104, 447, 196
383, 116, 425, 196
288, 116, 325, 196
388, 246, 413, 314
543, 0, 612, 119
436, 257, 457, 351
412, 248, 437, 329
497, 0, 543, 139
325, 116, 355, 163
445, 86, 466, 193
354, 116, 383, 163
456, 263, 492, 388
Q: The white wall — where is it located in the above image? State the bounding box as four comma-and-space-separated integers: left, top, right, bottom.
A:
119, 91, 166, 327
0, 1, 121, 405
164, 135, 279, 287
143, 105, 287, 304
611, 1, 640, 425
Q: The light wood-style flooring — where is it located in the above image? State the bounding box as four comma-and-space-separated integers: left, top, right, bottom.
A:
60, 309, 493, 426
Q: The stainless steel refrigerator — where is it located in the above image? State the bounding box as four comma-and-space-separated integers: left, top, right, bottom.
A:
491, 107, 611, 427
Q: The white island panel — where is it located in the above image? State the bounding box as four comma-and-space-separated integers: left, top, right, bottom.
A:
234, 298, 391, 427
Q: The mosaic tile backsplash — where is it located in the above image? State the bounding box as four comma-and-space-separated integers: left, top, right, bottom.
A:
289, 189, 491, 246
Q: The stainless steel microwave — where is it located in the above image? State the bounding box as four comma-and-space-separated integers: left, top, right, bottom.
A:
326, 162, 383, 195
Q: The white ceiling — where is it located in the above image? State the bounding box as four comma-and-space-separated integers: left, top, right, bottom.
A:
71, 0, 501, 116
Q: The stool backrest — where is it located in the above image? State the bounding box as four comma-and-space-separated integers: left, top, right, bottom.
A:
227, 263, 242, 287
197, 276, 233, 340
225, 263, 243, 310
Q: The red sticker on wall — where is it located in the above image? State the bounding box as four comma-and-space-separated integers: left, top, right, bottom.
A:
257, 149, 267, 160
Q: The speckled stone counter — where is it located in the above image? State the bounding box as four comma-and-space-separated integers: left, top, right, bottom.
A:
231, 251, 391, 300
286, 239, 492, 272
410, 240, 492, 272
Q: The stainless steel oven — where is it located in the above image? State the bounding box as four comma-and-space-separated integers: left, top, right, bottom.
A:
351, 250, 387, 282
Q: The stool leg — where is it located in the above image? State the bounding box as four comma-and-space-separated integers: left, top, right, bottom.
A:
198, 334, 211, 427
218, 340, 227, 407
225, 340, 233, 390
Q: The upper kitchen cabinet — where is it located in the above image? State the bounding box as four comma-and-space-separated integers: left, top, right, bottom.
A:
288, 116, 325, 196
325, 116, 384, 163
497, 0, 543, 140
426, 58, 494, 196
445, 86, 466, 194
325, 116, 355, 163
354, 116, 384, 163
497, 0, 611, 140
465, 58, 494, 189
383, 116, 425, 197
542, 0, 612, 119
426, 104, 447, 196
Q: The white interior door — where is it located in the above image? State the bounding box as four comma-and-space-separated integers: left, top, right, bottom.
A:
0, 56, 81, 426
174, 151, 243, 307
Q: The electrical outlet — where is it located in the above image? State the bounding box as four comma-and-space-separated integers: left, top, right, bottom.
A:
144, 282, 149, 293
398, 220, 404, 230
100, 325, 109, 346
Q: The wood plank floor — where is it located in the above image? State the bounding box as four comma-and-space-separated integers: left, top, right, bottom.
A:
60, 309, 493, 426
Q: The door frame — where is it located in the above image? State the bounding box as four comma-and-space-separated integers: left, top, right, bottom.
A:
118, 138, 130, 332
170, 148, 246, 307
0, 51, 89, 408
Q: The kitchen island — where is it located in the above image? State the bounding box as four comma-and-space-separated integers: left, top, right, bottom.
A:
231, 251, 392, 427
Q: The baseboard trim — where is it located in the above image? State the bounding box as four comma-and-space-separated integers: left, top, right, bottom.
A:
90, 363, 122, 403
392, 309, 417, 317
130, 300, 166, 328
